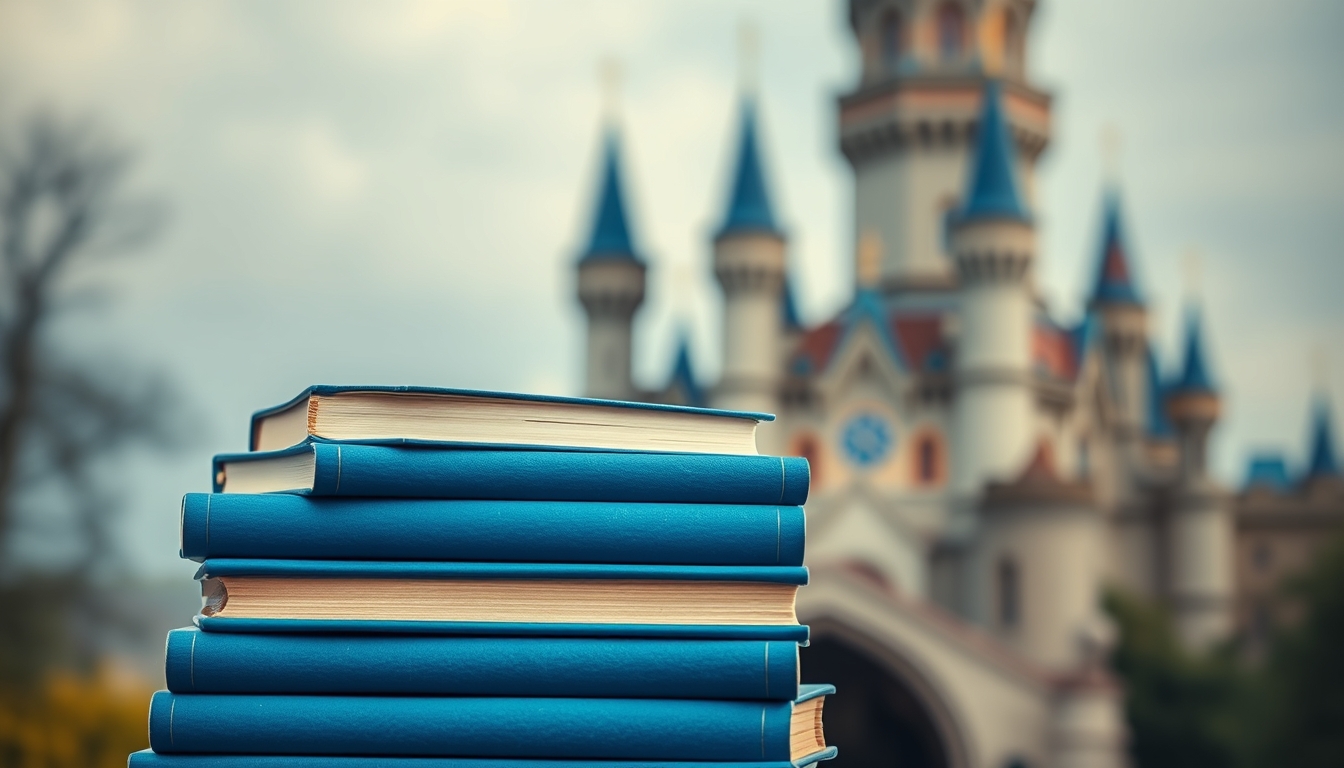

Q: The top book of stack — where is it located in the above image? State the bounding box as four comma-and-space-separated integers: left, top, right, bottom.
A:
217, 386, 809, 506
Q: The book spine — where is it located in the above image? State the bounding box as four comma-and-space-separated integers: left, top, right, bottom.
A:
128, 749, 830, 768
164, 630, 798, 700
303, 444, 810, 506
148, 692, 795, 760
180, 495, 806, 567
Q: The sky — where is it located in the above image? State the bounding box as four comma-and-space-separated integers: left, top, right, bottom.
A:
1, 0, 1342, 580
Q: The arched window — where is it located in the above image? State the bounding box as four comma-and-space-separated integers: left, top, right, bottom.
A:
880, 9, 903, 72
936, 3, 966, 60
917, 434, 939, 484
1002, 9, 1023, 73
997, 556, 1020, 628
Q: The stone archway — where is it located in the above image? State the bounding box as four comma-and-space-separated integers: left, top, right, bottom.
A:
802, 626, 965, 768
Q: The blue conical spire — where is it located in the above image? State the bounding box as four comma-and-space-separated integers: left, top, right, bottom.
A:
716, 98, 782, 239
579, 129, 641, 262
958, 80, 1030, 223
667, 331, 706, 408
1172, 306, 1217, 394
1306, 398, 1339, 478
1090, 190, 1144, 306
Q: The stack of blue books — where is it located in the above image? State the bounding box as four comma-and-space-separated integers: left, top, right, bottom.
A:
130, 386, 835, 768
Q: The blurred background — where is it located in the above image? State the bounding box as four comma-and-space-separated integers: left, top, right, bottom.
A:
0, 1, 1341, 766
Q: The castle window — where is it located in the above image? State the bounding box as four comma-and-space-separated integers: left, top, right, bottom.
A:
1253, 541, 1273, 571
997, 556, 1020, 628
936, 3, 966, 60
880, 10, 903, 72
917, 434, 939, 484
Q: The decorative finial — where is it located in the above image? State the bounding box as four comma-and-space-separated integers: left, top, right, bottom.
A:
599, 56, 623, 126
1181, 246, 1202, 301
1100, 123, 1122, 182
738, 19, 759, 97
1311, 345, 1329, 393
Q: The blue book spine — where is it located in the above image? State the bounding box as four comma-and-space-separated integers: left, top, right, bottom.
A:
164, 629, 799, 700
214, 444, 810, 506
127, 749, 839, 768
180, 494, 806, 566
147, 689, 831, 760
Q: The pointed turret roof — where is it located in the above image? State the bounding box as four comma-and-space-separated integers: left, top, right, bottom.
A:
716, 98, 782, 239
667, 332, 706, 408
1090, 190, 1144, 306
958, 80, 1030, 224
579, 129, 641, 262
1172, 307, 1217, 394
1305, 398, 1339, 479
1244, 454, 1291, 492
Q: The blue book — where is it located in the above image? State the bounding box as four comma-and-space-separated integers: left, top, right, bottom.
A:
180, 493, 805, 566
164, 628, 800, 700
248, 385, 772, 455
213, 443, 809, 505
127, 750, 838, 768
147, 686, 833, 761
194, 560, 809, 642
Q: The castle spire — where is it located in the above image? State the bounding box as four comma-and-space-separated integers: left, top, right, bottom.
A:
667, 330, 706, 408
716, 98, 782, 240
1306, 398, 1339, 479
959, 80, 1029, 223
1173, 306, 1217, 394
1089, 189, 1143, 306
578, 129, 640, 262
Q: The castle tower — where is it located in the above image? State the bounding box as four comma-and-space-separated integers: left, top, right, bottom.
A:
575, 128, 646, 400
1089, 190, 1150, 462
1301, 395, 1342, 497
841, 0, 1051, 293
1165, 307, 1234, 648
712, 95, 787, 435
974, 443, 1104, 669
949, 81, 1037, 495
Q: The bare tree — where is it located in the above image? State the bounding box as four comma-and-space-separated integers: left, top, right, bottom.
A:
0, 114, 183, 686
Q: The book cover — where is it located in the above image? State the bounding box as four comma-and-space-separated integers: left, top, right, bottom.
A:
213, 443, 809, 505
180, 494, 805, 566
148, 686, 833, 760
164, 629, 800, 700
248, 385, 772, 454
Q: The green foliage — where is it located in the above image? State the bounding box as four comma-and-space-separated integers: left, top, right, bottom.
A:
1106, 531, 1344, 768
1103, 589, 1249, 768
1254, 533, 1344, 768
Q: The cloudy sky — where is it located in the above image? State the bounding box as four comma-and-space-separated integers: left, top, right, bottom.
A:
2, 0, 1342, 579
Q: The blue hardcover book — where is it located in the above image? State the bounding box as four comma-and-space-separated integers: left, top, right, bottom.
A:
213, 443, 809, 505
127, 750, 838, 768
194, 560, 809, 642
164, 628, 800, 700
248, 385, 771, 455
179, 494, 805, 566
147, 686, 833, 760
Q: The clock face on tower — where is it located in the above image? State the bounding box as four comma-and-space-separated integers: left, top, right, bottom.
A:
841, 411, 894, 468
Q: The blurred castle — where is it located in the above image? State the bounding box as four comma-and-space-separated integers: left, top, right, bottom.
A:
569, 2, 1344, 767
